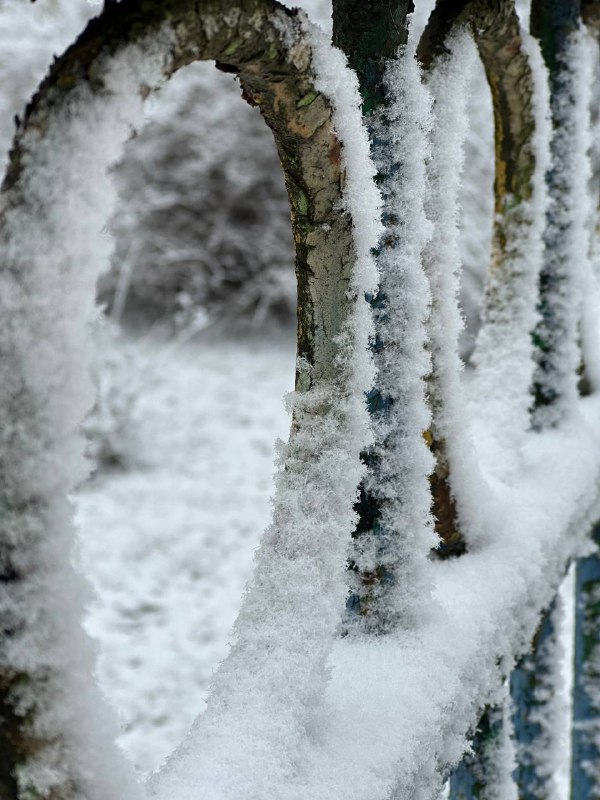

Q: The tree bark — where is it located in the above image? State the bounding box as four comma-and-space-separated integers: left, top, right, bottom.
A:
332, 0, 413, 113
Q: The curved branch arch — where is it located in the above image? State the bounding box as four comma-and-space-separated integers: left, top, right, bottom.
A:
418, 0, 547, 478
0, 3, 379, 797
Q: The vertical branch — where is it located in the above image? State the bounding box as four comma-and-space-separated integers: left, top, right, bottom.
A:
466, 0, 549, 452
572, 526, 600, 800
417, 0, 544, 556
530, 0, 594, 428
419, 31, 478, 559
333, 1, 439, 631
448, 700, 517, 800
510, 598, 567, 800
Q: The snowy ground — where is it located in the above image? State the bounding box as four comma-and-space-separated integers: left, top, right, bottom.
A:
74, 328, 295, 775
73, 326, 579, 796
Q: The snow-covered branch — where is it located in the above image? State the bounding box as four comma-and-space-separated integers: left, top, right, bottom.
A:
0, 2, 381, 796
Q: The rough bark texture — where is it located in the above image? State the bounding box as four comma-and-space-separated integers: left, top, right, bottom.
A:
583, 0, 600, 31
416, 0, 471, 70
470, 1, 537, 248
332, 0, 413, 112
0, 1, 356, 795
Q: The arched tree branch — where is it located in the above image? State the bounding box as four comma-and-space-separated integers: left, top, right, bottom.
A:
0, 2, 375, 796
420, 0, 545, 454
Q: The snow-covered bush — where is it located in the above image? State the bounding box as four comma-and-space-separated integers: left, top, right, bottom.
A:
102, 63, 297, 328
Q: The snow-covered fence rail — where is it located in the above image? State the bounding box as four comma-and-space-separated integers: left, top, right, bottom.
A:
1, 0, 600, 799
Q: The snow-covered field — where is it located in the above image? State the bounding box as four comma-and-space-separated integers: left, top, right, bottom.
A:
75, 329, 295, 774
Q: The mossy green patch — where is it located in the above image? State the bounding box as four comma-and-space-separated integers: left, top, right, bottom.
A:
297, 91, 318, 108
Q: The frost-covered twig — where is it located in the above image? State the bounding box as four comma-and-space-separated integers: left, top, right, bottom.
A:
467, 2, 549, 455
530, 7, 595, 428
510, 598, 568, 800
572, 526, 600, 800
331, 4, 437, 631
419, 31, 482, 558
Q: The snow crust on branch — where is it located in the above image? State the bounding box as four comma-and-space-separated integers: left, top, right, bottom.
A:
0, 33, 172, 798
3, 5, 600, 800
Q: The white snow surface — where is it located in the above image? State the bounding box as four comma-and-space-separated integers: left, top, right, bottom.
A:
136, 379, 600, 800
0, 0, 97, 168
76, 330, 296, 773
